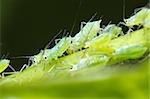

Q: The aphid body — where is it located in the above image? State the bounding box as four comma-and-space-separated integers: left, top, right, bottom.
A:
31, 36, 72, 64
68, 20, 101, 53
114, 44, 148, 59
85, 24, 122, 52
0, 59, 10, 73
72, 55, 109, 71
124, 8, 150, 28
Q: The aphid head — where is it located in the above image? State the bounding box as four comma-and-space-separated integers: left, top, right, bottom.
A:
104, 24, 122, 37
124, 18, 136, 27
42, 49, 52, 61
32, 50, 44, 64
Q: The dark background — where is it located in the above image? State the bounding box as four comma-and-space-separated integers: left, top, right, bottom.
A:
1, 0, 148, 70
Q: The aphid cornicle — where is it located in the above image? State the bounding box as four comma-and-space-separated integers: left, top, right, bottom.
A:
124, 7, 150, 28
31, 36, 72, 64
68, 20, 102, 53
0, 59, 10, 73
71, 55, 109, 71
85, 24, 122, 52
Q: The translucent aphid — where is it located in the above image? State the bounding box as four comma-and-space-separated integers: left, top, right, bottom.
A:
71, 55, 109, 71
0, 59, 17, 78
31, 36, 72, 64
68, 20, 102, 53
124, 7, 150, 28
0, 59, 10, 73
85, 24, 122, 52
114, 44, 148, 59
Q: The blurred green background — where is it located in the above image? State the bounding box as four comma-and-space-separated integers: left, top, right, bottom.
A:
1, 0, 148, 70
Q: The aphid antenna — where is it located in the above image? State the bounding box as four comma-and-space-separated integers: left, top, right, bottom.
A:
123, 0, 126, 20
134, 8, 143, 15
134, 2, 150, 14
66, 30, 71, 37
70, 0, 82, 36
0, 55, 5, 60
62, 29, 67, 37
117, 0, 127, 27
0, 53, 10, 60
107, 21, 112, 26
80, 12, 97, 34
10, 56, 31, 59
44, 29, 63, 49
145, 2, 150, 8
88, 12, 97, 23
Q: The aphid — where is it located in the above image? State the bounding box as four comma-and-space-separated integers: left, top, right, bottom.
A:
85, 24, 122, 52
124, 7, 150, 28
13, 31, 72, 72
113, 44, 148, 59
68, 20, 102, 53
71, 55, 109, 71
31, 36, 72, 64
0, 59, 10, 73
0, 59, 17, 78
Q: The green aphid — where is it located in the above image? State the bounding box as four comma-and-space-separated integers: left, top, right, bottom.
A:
71, 55, 109, 71
31, 37, 72, 64
68, 20, 102, 53
85, 24, 122, 51
114, 44, 148, 60
124, 7, 150, 28
0, 59, 10, 73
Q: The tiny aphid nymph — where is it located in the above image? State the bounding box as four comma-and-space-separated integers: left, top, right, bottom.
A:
0, 59, 10, 73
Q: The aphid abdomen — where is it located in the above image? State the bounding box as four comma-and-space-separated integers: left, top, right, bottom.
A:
114, 44, 148, 60
72, 55, 109, 71
0, 59, 10, 73
144, 13, 150, 28
87, 20, 102, 41
85, 24, 122, 49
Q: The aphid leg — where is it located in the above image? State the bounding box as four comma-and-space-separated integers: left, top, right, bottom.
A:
127, 27, 133, 34
80, 21, 87, 30
137, 24, 143, 30
55, 39, 61, 44
29, 56, 34, 65
2, 72, 18, 78
8, 65, 16, 72
20, 64, 28, 72
121, 31, 125, 36
48, 65, 55, 72
62, 54, 66, 57
117, 22, 126, 27
2, 64, 18, 78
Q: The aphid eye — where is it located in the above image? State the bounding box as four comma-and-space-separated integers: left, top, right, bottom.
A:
44, 57, 47, 59
96, 33, 100, 36
124, 19, 127, 23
